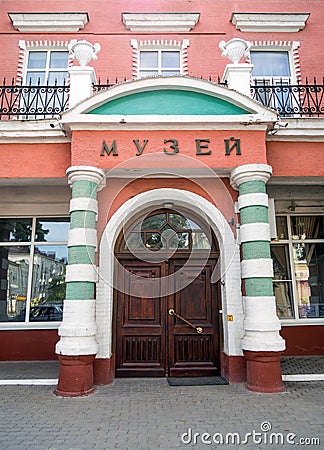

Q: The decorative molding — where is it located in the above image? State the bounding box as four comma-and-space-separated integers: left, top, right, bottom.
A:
9, 12, 89, 32
240, 223, 271, 243
230, 13, 310, 33
238, 193, 269, 209
241, 258, 274, 279
122, 12, 200, 32
66, 166, 106, 189
243, 296, 281, 332
69, 198, 98, 214
65, 264, 98, 283
267, 118, 324, 143
68, 228, 97, 248
230, 164, 272, 189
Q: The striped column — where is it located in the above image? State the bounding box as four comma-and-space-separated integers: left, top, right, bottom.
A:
55, 166, 105, 397
230, 164, 285, 393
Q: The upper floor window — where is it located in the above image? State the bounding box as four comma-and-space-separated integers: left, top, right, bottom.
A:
250, 47, 296, 115
250, 51, 291, 80
131, 39, 189, 80
25, 50, 69, 85
139, 50, 181, 78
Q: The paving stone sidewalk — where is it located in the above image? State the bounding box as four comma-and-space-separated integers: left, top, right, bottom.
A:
0, 378, 323, 450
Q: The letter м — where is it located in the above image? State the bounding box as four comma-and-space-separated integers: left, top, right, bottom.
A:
100, 139, 118, 156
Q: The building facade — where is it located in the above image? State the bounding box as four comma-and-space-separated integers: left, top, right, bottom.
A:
0, 0, 323, 396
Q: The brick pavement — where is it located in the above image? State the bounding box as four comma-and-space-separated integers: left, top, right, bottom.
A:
0, 379, 323, 450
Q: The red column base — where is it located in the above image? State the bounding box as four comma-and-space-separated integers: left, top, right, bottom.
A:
55, 354, 95, 397
244, 350, 285, 393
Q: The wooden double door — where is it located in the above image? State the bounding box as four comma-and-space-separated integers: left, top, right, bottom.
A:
116, 258, 220, 377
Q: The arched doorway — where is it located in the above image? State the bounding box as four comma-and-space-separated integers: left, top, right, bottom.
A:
114, 209, 221, 378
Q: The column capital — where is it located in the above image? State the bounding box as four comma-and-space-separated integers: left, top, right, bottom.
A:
230, 164, 272, 190
66, 165, 106, 191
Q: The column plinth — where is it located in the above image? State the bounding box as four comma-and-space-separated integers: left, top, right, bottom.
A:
55, 354, 95, 397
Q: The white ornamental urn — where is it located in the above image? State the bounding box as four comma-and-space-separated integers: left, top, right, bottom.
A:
219, 38, 251, 64
68, 40, 101, 66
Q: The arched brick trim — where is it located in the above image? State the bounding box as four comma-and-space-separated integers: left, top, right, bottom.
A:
130, 38, 190, 79
17, 39, 74, 85
97, 188, 243, 361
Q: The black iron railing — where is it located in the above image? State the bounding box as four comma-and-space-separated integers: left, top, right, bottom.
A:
0, 78, 70, 120
1, 76, 324, 119
251, 78, 324, 117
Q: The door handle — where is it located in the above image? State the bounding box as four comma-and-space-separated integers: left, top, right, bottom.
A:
168, 309, 203, 334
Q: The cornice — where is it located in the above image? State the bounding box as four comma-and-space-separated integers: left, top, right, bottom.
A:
8, 12, 89, 32
231, 12, 310, 33
267, 118, 324, 142
122, 12, 200, 32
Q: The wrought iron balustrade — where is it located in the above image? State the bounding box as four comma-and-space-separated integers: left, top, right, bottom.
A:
1, 76, 323, 119
251, 78, 324, 117
0, 78, 70, 120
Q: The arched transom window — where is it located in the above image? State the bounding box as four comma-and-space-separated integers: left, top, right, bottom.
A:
124, 211, 212, 252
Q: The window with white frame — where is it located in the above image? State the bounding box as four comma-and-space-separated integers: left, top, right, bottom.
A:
271, 215, 324, 321
139, 49, 181, 78
250, 50, 291, 82
250, 46, 297, 115
24, 49, 69, 85
131, 39, 189, 80
0, 217, 69, 324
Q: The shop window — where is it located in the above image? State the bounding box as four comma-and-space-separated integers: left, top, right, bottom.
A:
271, 215, 324, 321
0, 217, 69, 325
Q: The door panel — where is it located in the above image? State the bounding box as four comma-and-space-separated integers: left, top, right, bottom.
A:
116, 262, 166, 377
168, 260, 219, 377
116, 258, 219, 377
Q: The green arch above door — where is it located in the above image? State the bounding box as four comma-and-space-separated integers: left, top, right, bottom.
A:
88, 89, 250, 116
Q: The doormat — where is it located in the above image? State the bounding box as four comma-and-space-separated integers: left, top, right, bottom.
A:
167, 376, 229, 386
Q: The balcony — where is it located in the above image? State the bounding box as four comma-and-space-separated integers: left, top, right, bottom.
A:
0, 77, 323, 120
251, 78, 324, 118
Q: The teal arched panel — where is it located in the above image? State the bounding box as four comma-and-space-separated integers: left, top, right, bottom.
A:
88, 89, 250, 115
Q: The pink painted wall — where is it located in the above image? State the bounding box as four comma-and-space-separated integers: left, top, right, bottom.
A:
268, 141, 324, 177
0, 1, 323, 82
0, 143, 70, 179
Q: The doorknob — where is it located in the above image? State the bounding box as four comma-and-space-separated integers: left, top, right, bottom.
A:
168, 309, 203, 334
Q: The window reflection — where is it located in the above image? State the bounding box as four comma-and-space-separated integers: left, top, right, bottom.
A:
0, 246, 30, 322
0, 219, 33, 242
124, 211, 211, 251
271, 245, 294, 318
30, 245, 67, 319
293, 243, 324, 318
0, 217, 69, 323
35, 218, 70, 242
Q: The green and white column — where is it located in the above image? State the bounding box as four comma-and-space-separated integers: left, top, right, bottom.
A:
55, 165, 105, 397
231, 164, 285, 393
